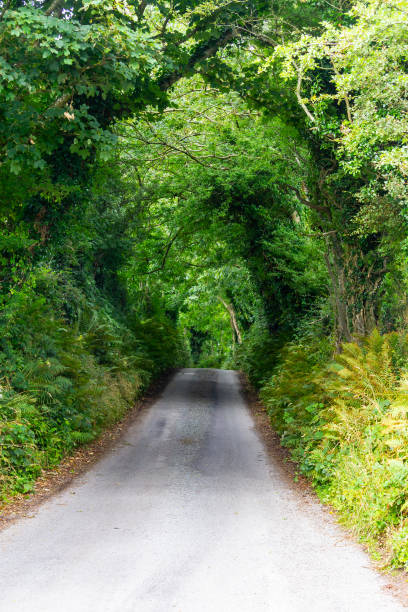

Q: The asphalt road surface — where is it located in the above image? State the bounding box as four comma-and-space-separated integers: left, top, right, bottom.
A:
0, 369, 405, 612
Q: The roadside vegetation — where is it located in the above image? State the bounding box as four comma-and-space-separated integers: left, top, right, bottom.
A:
2, 0, 408, 570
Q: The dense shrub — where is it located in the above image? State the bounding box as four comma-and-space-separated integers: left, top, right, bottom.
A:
235, 319, 287, 388
0, 268, 187, 500
250, 330, 408, 568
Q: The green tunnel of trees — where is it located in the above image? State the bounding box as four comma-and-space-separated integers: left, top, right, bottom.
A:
2, 0, 408, 568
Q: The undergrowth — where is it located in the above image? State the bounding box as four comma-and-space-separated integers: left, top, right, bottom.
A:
247, 329, 408, 570
0, 269, 188, 501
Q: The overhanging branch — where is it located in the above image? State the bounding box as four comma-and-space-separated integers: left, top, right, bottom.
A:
158, 27, 237, 91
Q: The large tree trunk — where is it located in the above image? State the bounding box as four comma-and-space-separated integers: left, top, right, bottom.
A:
324, 235, 351, 347
218, 296, 242, 345
324, 233, 385, 345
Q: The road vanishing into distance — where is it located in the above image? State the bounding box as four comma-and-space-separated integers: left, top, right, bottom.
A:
0, 369, 405, 611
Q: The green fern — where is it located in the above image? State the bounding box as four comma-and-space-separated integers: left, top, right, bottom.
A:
70, 431, 95, 445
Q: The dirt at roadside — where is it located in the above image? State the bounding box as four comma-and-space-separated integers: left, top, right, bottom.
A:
0, 370, 175, 532
239, 371, 316, 495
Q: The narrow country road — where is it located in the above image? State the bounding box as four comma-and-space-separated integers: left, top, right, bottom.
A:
0, 369, 405, 612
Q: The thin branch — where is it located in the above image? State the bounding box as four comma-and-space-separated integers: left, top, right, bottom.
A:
159, 27, 237, 91
279, 182, 329, 214
296, 69, 316, 124
137, 1, 148, 21
0, 0, 11, 21
304, 230, 337, 237
145, 230, 181, 274
330, 60, 352, 123
45, 0, 65, 17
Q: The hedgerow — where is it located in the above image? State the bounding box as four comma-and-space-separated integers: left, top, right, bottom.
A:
0, 266, 187, 500
254, 330, 408, 568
